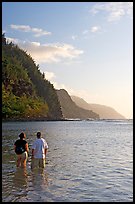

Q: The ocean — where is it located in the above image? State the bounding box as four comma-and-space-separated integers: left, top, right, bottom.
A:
2, 120, 133, 202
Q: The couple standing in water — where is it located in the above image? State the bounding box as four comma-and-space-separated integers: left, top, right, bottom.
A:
14, 131, 48, 169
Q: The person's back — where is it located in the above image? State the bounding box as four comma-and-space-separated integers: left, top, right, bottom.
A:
32, 137, 47, 159
31, 132, 48, 169
14, 132, 29, 168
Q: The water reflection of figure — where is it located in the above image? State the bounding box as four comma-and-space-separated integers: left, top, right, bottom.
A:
13, 167, 28, 189
31, 168, 49, 188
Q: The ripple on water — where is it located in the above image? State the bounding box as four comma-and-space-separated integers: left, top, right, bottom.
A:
2, 121, 133, 202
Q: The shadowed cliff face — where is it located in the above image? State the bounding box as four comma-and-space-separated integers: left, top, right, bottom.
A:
56, 89, 99, 119
71, 95, 126, 120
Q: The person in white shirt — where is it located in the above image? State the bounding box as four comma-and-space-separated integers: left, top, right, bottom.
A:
31, 132, 48, 169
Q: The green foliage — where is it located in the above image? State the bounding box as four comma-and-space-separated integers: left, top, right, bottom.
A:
2, 83, 49, 119
2, 34, 63, 120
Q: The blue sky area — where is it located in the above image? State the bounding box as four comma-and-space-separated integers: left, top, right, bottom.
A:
2, 2, 133, 118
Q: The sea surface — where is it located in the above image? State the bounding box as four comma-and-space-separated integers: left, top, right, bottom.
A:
2, 120, 133, 202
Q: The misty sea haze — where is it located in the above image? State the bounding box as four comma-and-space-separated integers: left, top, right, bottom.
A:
2, 120, 133, 202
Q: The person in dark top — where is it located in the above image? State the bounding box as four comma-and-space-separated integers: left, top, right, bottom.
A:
14, 132, 29, 168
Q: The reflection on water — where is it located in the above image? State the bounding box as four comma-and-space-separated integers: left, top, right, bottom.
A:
6, 167, 49, 202
31, 168, 48, 187
13, 167, 28, 189
2, 121, 133, 202
24, 168, 49, 202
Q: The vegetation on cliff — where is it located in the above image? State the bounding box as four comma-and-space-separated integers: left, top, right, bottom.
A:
2, 34, 63, 120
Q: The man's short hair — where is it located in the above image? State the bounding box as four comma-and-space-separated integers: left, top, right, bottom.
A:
37, 132, 41, 138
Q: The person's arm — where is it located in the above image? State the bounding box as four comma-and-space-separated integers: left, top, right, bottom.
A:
32, 149, 35, 158
44, 148, 48, 157
44, 141, 48, 157
25, 143, 29, 152
14, 145, 16, 152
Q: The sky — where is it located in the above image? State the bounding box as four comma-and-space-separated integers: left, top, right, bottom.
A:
2, 2, 133, 119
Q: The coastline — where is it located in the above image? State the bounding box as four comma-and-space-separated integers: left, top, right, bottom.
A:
2, 118, 131, 122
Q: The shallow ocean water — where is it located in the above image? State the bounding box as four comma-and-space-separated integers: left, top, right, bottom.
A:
2, 120, 133, 202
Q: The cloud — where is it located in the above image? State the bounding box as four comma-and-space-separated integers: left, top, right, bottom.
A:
91, 26, 101, 33
90, 2, 133, 22
10, 24, 51, 37
52, 81, 67, 90
6, 37, 83, 64
81, 26, 101, 39
82, 30, 89, 35
6, 37, 20, 44
44, 71, 56, 81
47, 79, 77, 96
42, 71, 89, 99
11, 24, 31, 32
22, 41, 83, 63
71, 35, 78, 40
51, 79, 100, 105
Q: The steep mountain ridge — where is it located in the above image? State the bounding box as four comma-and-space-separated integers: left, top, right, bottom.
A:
2, 34, 62, 120
71, 95, 125, 119
56, 89, 99, 119
2, 34, 125, 121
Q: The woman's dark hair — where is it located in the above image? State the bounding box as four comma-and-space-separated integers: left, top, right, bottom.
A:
19, 132, 26, 139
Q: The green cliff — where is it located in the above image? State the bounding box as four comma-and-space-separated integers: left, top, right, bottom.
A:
2, 34, 63, 120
